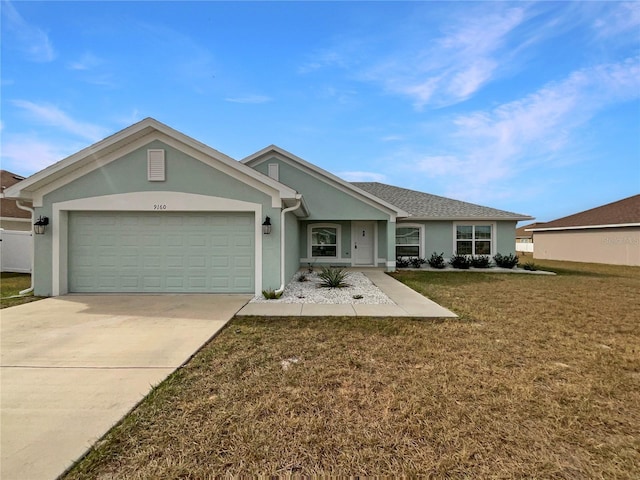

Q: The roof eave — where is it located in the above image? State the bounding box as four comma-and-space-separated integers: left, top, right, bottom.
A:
402, 215, 534, 222
529, 222, 640, 232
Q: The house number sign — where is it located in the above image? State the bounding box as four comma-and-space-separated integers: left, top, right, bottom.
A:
153, 204, 168, 210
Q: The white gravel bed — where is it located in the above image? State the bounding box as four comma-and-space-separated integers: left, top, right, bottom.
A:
251, 270, 395, 304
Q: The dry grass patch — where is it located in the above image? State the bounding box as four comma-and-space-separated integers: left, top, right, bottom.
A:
65, 260, 640, 478
0, 273, 44, 308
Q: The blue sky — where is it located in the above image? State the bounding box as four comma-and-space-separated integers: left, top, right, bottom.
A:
1, 1, 639, 223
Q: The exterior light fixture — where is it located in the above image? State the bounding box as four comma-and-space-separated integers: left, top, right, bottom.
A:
262, 216, 272, 234
34, 216, 49, 235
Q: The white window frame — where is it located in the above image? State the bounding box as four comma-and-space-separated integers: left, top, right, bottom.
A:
453, 222, 496, 256
395, 223, 424, 258
307, 223, 341, 260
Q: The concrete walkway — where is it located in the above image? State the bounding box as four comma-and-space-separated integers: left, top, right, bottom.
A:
237, 270, 457, 318
0, 294, 250, 480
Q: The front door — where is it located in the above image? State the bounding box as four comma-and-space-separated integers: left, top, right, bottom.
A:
353, 222, 375, 266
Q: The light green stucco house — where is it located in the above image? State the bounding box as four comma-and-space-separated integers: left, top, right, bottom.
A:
3, 118, 532, 296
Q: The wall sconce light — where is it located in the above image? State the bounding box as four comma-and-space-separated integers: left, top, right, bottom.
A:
34, 216, 49, 235
262, 216, 272, 234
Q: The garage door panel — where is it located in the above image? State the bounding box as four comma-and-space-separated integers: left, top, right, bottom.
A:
69, 211, 254, 293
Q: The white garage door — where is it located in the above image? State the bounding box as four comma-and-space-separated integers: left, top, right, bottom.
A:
68, 211, 254, 293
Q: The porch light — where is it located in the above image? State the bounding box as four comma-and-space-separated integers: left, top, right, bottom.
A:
262, 216, 272, 234
34, 216, 49, 235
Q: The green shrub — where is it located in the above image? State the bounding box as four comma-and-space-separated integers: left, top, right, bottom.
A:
318, 266, 350, 288
449, 253, 471, 269
427, 252, 446, 269
396, 257, 411, 268
471, 255, 492, 268
523, 262, 538, 271
409, 257, 426, 268
262, 288, 283, 299
493, 253, 519, 269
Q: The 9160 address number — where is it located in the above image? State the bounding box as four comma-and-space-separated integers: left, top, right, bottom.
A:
153, 204, 167, 210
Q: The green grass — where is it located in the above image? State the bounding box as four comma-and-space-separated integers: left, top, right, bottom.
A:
0, 273, 44, 309
63, 258, 640, 478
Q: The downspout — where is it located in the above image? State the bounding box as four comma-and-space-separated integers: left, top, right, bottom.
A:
15, 201, 35, 295
274, 197, 302, 295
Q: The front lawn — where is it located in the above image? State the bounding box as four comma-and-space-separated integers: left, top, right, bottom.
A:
0, 273, 44, 309
65, 259, 640, 478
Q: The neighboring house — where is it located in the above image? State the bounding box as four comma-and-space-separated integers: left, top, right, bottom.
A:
2, 118, 532, 297
515, 222, 546, 253
529, 195, 640, 266
1, 170, 32, 231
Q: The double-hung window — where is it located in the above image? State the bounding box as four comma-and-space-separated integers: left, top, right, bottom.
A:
455, 224, 493, 255
311, 225, 338, 257
396, 226, 421, 257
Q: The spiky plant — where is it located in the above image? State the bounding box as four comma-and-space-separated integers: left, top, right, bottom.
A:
317, 266, 350, 288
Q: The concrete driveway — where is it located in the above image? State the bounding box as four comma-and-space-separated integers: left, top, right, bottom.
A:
0, 294, 250, 480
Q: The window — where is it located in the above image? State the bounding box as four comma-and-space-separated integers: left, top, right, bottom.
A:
396, 226, 421, 257
311, 226, 338, 257
455, 224, 493, 255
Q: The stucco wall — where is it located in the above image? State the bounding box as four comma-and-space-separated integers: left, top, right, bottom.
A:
534, 227, 640, 266
34, 140, 279, 296
253, 157, 389, 221
402, 220, 518, 259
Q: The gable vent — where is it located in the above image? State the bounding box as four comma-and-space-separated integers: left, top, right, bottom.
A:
147, 149, 165, 181
268, 163, 279, 181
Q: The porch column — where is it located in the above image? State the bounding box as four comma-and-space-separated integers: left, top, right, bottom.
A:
386, 219, 396, 271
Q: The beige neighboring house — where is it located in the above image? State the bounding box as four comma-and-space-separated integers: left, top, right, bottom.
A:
1, 170, 32, 231
529, 194, 640, 266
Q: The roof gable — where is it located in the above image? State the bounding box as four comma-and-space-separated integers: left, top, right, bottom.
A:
3, 118, 299, 208
530, 194, 640, 231
242, 146, 407, 219
353, 182, 533, 221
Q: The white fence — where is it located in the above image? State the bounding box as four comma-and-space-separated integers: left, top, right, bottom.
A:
0, 230, 33, 273
516, 242, 534, 253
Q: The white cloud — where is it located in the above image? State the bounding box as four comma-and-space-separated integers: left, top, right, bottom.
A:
593, 2, 640, 39
339, 171, 386, 182
11, 100, 109, 142
381, 135, 404, 142
68, 52, 103, 71
398, 56, 640, 202
224, 95, 272, 104
0, 136, 76, 175
368, 5, 527, 109
1, 0, 55, 62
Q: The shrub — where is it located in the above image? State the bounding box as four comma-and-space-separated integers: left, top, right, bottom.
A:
262, 288, 283, 300
409, 257, 426, 268
471, 255, 492, 268
523, 261, 538, 271
318, 266, 350, 288
297, 272, 309, 282
449, 253, 471, 269
493, 253, 519, 269
427, 252, 447, 269
396, 257, 410, 268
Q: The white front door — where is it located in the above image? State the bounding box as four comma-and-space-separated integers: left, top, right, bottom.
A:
353, 222, 375, 266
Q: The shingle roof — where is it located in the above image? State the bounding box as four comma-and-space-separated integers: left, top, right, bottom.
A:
1, 170, 31, 219
530, 194, 640, 230
352, 182, 532, 220
516, 222, 546, 238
